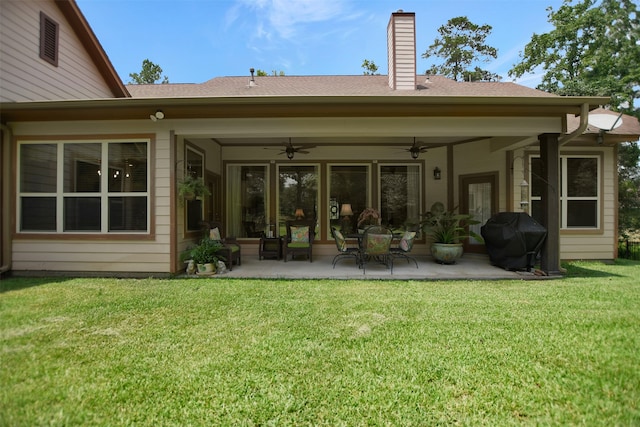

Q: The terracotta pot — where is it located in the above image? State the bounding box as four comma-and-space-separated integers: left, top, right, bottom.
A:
431, 243, 464, 264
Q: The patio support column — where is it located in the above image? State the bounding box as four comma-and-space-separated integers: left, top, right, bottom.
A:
539, 133, 562, 275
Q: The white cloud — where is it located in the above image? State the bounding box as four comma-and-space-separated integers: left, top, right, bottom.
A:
235, 0, 348, 40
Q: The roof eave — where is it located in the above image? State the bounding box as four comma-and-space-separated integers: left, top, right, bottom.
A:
0, 95, 610, 123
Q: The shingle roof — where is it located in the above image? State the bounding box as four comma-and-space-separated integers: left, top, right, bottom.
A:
126, 75, 557, 98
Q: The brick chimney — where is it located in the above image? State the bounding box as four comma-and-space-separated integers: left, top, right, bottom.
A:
387, 10, 416, 90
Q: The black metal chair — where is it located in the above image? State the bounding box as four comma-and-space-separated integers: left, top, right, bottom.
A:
360, 225, 393, 274
390, 229, 419, 269
283, 220, 315, 262
331, 227, 360, 268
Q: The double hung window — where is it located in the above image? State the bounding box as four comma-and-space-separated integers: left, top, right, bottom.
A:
530, 155, 600, 229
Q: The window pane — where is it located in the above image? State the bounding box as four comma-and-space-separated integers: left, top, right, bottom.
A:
329, 165, 368, 234
279, 165, 317, 225
21, 197, 56, 231
380, 165, 421, 230
530, 157, 542, 197
531, 200, 542, 225
567, 200, 597, 227
109, 142, 148, 192
186, 147, 203, 178
186, 199, 202, 231
109, 197, 147, 231
64, 143, 101, 192
567, 158, 597, 197
227, 165, 268, 238
64, 197, 101, 231
468, 182, 492, 244
20, 144, 57, 192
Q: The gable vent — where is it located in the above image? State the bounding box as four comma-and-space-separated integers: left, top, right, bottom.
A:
40, 12, 59, 66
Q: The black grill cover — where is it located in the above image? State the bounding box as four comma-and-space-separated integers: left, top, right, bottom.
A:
481, 212, 547, 271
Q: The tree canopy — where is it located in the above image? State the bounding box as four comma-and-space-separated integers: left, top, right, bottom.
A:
422, 16, 499, 82
129, 59, 169, 84
255, 69, 285, 76
361, 59, 379, 75
509, 0, 639, 109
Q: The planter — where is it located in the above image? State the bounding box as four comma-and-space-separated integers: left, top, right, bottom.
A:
431, 242, 464, 264
197, 263, 216, 274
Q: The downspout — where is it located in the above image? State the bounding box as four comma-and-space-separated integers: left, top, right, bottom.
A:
0, 123, 12, 274
559, 103, 590, 145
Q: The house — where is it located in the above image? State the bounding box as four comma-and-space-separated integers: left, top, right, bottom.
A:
1, 1, 639, 277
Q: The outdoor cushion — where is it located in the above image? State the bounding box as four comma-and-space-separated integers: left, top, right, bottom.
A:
288, 242, 310, 248
210, 227, 221, 241
333, 229, 347, 251
291, 226, 309, 243
366, 234, 391, 254
399, 231, 416, 252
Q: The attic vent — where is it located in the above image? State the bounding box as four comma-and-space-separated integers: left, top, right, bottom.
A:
40, 12, 59, 66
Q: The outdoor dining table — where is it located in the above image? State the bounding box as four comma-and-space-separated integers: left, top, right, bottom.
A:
345, 231, 403, 270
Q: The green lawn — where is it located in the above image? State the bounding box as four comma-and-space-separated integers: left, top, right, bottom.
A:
1, 260, 639, 426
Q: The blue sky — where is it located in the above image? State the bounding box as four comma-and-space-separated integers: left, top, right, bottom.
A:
76, 0, 565, 87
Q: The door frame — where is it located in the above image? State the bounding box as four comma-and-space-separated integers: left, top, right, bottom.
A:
459, 172, 498, 254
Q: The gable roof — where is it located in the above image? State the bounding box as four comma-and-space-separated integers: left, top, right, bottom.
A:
126, 75, 556, 99
55, 0, 129, 98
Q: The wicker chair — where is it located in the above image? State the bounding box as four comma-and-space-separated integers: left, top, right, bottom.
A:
202, 221, 241, 270
283, 220, 315, 262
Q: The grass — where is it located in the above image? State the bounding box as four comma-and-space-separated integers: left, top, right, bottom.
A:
1, 260, 639, 426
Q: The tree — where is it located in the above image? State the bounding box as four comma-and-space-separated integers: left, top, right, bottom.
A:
619, 141, 640, 237
361, 59, 379, 75
129, 59, 169, 84
255, 69, 285, 76
509, 0, 640, 236
508, 0, 639, 106
422, 16, 498, 81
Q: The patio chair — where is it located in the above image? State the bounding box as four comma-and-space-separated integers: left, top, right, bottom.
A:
202, 221, 241, 270
390, 229, 419, 269
361, 225, 393, 274
331, 227, 360, 268
283, 220, 315, 262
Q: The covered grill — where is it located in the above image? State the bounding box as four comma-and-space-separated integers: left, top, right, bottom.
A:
481, 212, 547, 271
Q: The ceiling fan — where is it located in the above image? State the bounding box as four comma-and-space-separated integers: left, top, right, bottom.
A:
404, 137, 429, 159
266, 138, 316, 160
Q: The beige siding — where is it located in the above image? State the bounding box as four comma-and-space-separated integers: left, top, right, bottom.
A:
11, 120, 173, 274
0, 0, 114, 102
387, 13, 415, 90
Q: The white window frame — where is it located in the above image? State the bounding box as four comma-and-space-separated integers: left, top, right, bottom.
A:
225, 163, 270, 238
17, 139, 150, 234
529, 154, 600, 230
377, 162, 423, 230
326, 163, 372, 240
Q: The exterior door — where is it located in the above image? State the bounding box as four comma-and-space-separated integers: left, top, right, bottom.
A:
460, 173, 498, 253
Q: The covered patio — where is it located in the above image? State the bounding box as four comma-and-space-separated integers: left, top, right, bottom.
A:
201, 254, 548, 281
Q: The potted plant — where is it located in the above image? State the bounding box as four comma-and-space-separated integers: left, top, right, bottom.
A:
178, 175, 210, 202
357, 207, 381, 231
187, 238, 225, 274
420, 202, 483, 264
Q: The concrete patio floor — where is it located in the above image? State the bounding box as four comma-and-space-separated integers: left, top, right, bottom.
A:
209, 253, 547, 281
